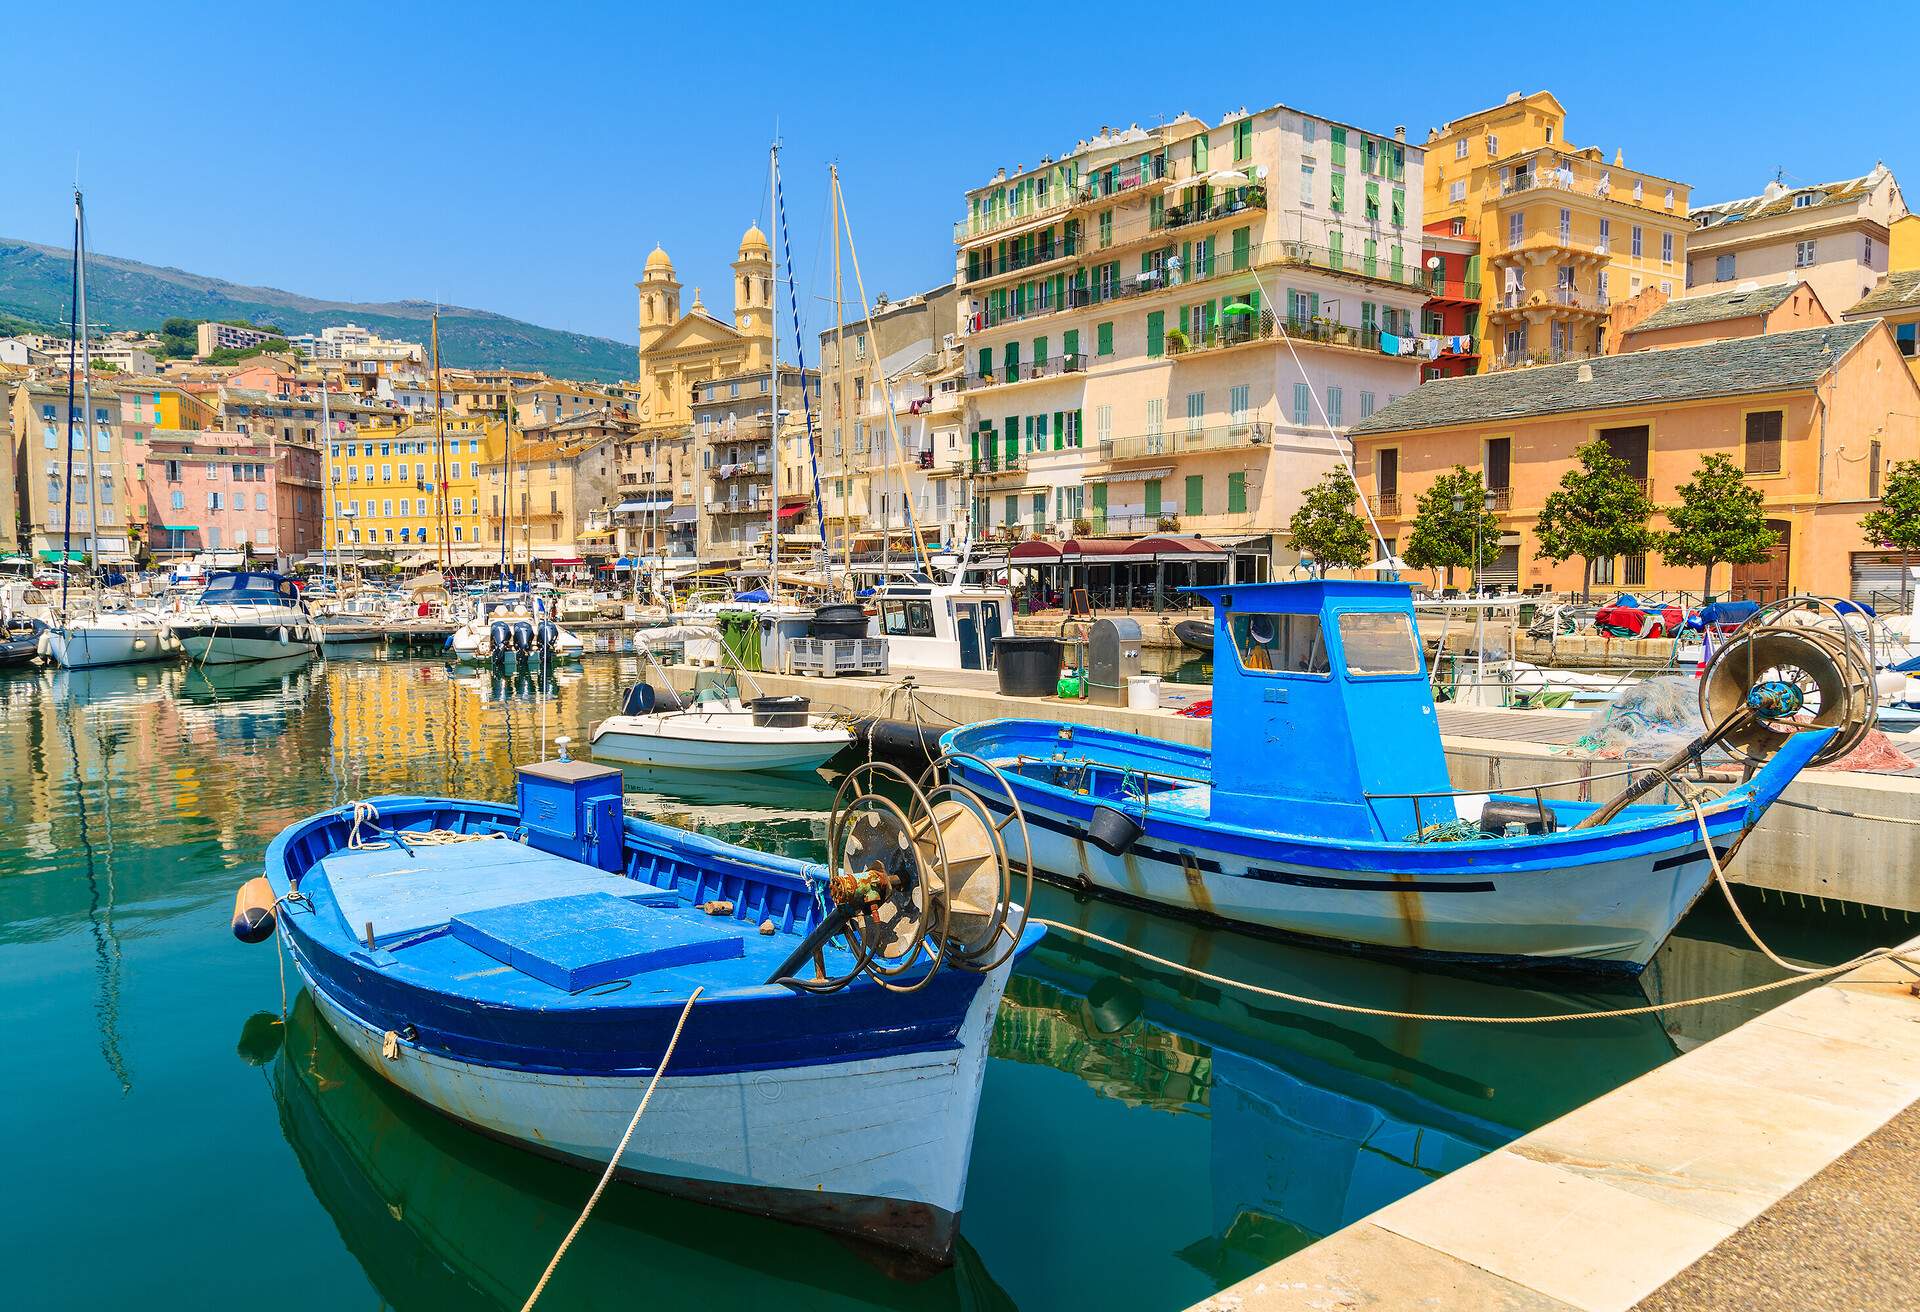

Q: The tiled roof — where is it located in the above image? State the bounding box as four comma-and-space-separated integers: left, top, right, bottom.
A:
1845, 269, 1920, 318
1693, 166, 1887, 228
1628, 282, 1801, 332
1349, 321, 1878, 436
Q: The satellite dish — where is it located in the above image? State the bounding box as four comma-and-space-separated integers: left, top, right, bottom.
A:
1426, 256, 1443, 270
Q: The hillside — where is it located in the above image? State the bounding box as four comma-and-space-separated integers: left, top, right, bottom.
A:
0, 238, 636, 383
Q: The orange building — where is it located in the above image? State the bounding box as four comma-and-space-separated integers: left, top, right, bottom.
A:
1348, 320, 1920, 600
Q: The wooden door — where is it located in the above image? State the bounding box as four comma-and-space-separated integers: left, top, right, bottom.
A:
1731, 520, 1791, 603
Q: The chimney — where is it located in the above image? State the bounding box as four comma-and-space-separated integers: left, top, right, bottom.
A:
1394, 125, 1406, 142
1576, 363, 1594, 383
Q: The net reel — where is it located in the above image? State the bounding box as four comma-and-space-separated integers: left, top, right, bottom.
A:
1578, 595, 1877, 828
770, 757, 1030, 994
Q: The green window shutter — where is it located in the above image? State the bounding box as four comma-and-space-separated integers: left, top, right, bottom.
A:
1004, 340, 1020, 381
1034, 336, 1048, 367
1329, 230, 1343, 268
1390, 245, 1405, 282
967, 249, 979, 281
1365, 179, 1380, 211
1364, 239, 1378, 276
1074, 408, 1084, 445
1146, 311, 1165, 357
1150, 195, 1164, 229
1193, 134, 1209, 170
1392, 188, 1405, 226
1053, 410, 1065, 450
978, 346, 992, 380
969, 429, 980, 462
1144, 479, 1162, 517
1330, 172, 1345, 212
1005, 421, 1018, 467
1005, 494, 1017, 526
1231, 226, 1250, 271
1235, 119, 1251, 162
1185, 474, 1204, 516
1178, 305, 1189, 335
1097, 321, 1114, 356
1228, 471, 1247, 514
1063, 328, 1080, 359
1090, 482, 1107, 528
1330, 127, 1347, 167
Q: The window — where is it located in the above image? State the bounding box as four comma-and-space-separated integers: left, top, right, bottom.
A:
1631, 226, 1643, 257
1227, 471, 1247, 515
1337, 612, 1420, 676
1625, 552, 1647, 586
1099, 210, 1113, 248
1598, 218, 1611, 253
1300, 163, 1314, 206
1744, 410, 1783, 474
1229, 385, 1249, 425
1485, 133, 1498, 156
1096, 321, 1114, 356
1146, 311, 1165, 358
1661, 232, 1674, 265
1185, 473, 1204, 516
1559, 207, 1571, 242
1327, 387, 1343, 427
1449, 180, 1465, 203
878, 599, 936, 637
1455, 139, 1468, 160
1185, 391, 1205, 433
255, 492, 267, 511
1715, 253, 1736, 282
170, 490, 184, 511
1507, 212, 1524, 246
1229, 612, 1328, 674
1360, 391, 1375, 419
1795, 240, 1817, 268
1292, 383, 1311, 426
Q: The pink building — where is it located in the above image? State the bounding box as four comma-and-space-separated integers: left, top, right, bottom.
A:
144, 429, 324, 567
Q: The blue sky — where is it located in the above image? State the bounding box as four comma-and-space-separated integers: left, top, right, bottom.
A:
4, 2, 1914, 353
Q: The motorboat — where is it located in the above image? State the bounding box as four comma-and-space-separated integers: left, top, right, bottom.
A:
1173, 618, 1213, 654
45, 609, 180, 669
236, 749, 1041, 1261
588, 627, 852, 774
943, 579, 1869, 974
869, 579, 1013, 672
0, 617, 47, 668
448, 595, 584, 665
167, 572, 319, 665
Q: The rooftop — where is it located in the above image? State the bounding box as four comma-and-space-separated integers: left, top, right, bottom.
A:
1629, 281, 1802, 332
1846, 269, 1920, 318
1694, 165, 1893, 229
1349, 320, 1878, 435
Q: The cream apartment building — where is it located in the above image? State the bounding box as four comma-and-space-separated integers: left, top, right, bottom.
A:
1687, 164, 1906, 315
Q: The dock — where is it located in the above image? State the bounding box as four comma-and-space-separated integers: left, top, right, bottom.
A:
655, 663, 1920, 914
1184, 936, 1920, 1312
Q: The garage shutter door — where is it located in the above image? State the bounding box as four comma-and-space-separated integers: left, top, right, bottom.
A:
1850, 551, 1915, 610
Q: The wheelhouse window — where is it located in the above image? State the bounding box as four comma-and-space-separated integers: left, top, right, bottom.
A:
878, 599, 935, 637
1337, 612, 1421, 677
1228, 612, 1328, 674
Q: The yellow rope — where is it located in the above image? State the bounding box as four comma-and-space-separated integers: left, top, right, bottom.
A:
1029, 918, 1919, 1025
520, 986, 703, 1312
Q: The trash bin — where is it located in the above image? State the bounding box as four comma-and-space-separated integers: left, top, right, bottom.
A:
810, 603, 869, 642
746, 695, 811, 728
993, 636, 1064, 697
1126, 674, 1162, 711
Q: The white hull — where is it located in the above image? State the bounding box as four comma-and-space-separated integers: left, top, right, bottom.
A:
1017, 811, 1714, 969
590, 711, 850, 773
300, 952, 1010, 1247
45, 622, 176, 669
179, 633, 320, 665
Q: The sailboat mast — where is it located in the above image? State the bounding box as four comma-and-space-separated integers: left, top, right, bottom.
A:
77, 190, 102, 582
499, 385, 511, 585
432, 313, 450, 572
768, 142, 780, 599
831, 167, 852, 594
319, 384, 337, 587
60, 191, 80, 619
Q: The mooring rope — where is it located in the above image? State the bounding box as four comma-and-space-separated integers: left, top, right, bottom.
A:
1774, 794, 1920, 827
344, 800, 505, 852
520, 987, 703, 1311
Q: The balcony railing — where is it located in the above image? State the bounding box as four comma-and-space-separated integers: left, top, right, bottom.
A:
965, 237, 1082, 284
955, 188, 1079, 244
1486, 347, 1599, 372
1077, 153, 1170, 203
1102, 420, 1273, 463
1166, 313, 1281, 357
969, 453, 1024, 478
1487, 487, 1512, 511
709, 460, 770, 480
1370, 492, 1402, 516
1427, 279, 1482, 301
1497, 155, 1680, 212
967, 351, 1088, 390
1490, 286, 1611, 313
1152, 186, 1269, 232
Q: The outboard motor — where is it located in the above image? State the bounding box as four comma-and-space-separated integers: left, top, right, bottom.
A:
488, 619, 511, 661
537, 621, 559, 662
512, 620, 534, 663
621, 682, 657, 716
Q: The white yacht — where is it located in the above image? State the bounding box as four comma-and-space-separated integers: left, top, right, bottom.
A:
448, 594, 584, 664
167, 572, 319, 665
45, 611, 179, 670
868, 578, 1014, 672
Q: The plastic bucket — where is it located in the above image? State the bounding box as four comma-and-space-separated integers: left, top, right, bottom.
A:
747, 694, 811, 728
993, 637, 1064, 697
1126, 675, 1162, 711
1085, 805, 1144, 856
811, 603, 869, 642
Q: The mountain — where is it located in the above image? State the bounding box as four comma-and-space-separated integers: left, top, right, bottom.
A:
0, 238, 636, 383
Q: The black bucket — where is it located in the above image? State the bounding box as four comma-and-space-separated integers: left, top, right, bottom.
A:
747, 694, 811, 728
993, 636, 1065, 697
811, 603, 869, 642
1085, 805, 1143, 856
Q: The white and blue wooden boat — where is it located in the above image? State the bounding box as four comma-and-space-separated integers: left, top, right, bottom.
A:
238, 753, 1041, 1261
944, 580, 1861, 974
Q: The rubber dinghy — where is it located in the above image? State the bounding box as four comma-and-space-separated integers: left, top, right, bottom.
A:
236, 750, 1041, 1262
944, 580, 1872, 974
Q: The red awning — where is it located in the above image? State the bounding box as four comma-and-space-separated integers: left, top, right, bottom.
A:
1121, 535, 1227, 559
777, 503, 807, 520
1008, 540, 1062, 562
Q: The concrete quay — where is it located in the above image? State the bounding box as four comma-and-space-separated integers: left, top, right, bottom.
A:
1184, 938, 1920, 1312
655, 663, 1920, 914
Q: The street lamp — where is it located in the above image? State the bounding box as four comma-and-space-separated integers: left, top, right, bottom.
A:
1452, 490, 1497, 597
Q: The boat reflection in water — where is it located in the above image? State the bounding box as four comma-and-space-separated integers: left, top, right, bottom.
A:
269, 993, 1018, 1312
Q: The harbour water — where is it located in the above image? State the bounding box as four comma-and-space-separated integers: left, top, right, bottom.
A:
3, 652, 1903, 1311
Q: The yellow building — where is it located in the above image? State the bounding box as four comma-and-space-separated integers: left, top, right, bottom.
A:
323, 412, 504, 561
119, 379, 216, 436
477, 425, 620, 570
1425, 92, 1691, 371
1843, 213, 1920, 384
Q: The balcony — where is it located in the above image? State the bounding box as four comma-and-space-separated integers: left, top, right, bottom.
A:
710, 494, 773, 516
1488, 286, 1611, 317
965, 236, 1081, 285
1486, 347, 1599, 372
954, 186, 1081, 244
1166, 313, 1282, 358
1152, 186, 1269, 233
969, 453, 1024, 481
1369, 492, 1401, 516
709, 459, 770, 481
1487, 487, 1512, 511
1102, 421, 1272, 463
966, 352, 1088, 390
1076, 152, 1171, 204
1427, 279, 1482, 302
1496, 154, 1682, 213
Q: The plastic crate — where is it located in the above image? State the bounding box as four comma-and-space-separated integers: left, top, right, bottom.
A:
785, 636, 889, 677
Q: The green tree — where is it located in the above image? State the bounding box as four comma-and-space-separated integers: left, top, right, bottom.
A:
1861, 459, 1920, 609
1533, 438, 1654, 600
1288, 467, 1371, 574
1403, 465, 1502, 588
1661, 453, 1774, 600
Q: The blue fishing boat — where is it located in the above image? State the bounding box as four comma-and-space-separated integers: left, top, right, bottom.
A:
235, 750, 1041, 1261
944, 580, 1869, 973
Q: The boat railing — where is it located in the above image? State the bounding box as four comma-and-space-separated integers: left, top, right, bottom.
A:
1365, 760, 1706, 840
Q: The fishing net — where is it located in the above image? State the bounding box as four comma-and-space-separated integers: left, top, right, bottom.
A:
1562, 676, 1733, 762
1822, 730, 1916, 773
